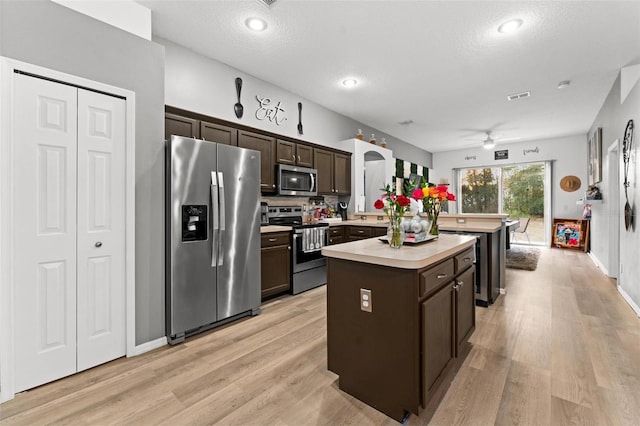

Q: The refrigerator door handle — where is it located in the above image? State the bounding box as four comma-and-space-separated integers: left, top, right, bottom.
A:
217, 171, 225, 266
211, 171, 219, 267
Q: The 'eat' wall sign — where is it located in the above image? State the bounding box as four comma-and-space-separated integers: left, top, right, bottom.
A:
255, 95, 287, 125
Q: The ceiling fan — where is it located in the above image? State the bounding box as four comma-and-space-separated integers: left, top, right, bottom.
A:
468, 131, 520, 150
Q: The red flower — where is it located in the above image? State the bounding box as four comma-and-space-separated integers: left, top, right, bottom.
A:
397, 195, 410, 207
447, 192, 456, 201
373, 199, 385, 209
412, 188, 424, 200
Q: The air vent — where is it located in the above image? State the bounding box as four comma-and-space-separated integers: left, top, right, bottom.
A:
507, 91, 531, 101
257, 0, 278, 8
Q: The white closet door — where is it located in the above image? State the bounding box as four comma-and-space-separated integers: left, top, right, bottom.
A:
76, 89, 126, 371
13, 74, 78, 392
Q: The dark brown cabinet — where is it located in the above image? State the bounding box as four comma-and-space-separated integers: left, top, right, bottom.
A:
326, 244, 476, 421
260, 231, 291, 299
276, 140, 313, 167
200, 121, 237, 146
165, 113, 199, 140
333, 152, 351, 194
314, 148, 351, 195
347, 225, 386, 241
238, 130, 276, 193
328, 226, 345, 245
421, 281, 455, 399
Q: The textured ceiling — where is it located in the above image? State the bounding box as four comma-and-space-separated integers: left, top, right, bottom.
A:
137, 0, 640, 153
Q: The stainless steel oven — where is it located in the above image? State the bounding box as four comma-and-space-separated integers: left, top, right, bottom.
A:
277, 164, 317, 196
268, 206, 328, 294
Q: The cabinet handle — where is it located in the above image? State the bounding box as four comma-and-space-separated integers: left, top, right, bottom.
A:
358, 230, 364, 234
288, 246, 291, 250
463, 257, 472, 262
437, 273, 448, 279
269, 238, 277, 242
272, 184, 276, 188
453, 284, 460, 291
297, 155, 301, 162
292, 154, 296, 162
457, 280, 464, 288
332, 189, 335, 192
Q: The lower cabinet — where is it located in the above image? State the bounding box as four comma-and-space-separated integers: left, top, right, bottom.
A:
347, 225, 387, 241
260, 232, 291, 299
326, 245, 475, 421
328, 226, 345, 245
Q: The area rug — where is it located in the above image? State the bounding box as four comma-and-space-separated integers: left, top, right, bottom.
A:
506, 246, 541, 271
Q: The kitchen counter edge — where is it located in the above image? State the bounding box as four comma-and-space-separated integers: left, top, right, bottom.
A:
322, 234, 476, 269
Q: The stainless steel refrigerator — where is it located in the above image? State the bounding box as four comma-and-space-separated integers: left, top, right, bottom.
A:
166, 135, 261, 344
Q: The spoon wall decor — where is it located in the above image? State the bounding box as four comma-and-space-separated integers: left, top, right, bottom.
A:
234, 77, 244, 119
297, 102, 303, 135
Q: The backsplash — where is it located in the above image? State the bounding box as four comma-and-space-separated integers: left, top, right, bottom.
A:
262, 195, 342, 215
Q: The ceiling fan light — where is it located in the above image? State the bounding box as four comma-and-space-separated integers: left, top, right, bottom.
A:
483, 140, 495, 149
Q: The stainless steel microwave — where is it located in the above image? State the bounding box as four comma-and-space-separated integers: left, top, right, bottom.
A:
277, 164, 317, 196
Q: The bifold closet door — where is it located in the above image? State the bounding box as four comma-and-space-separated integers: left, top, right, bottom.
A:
76, 88, 126, 372
12, 73, 126, 392
13, 74, 79, 392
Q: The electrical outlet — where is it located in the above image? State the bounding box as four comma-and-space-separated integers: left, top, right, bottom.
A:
360, 288, 372, 312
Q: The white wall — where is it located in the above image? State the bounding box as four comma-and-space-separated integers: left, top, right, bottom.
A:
431, 135, 588, 219
587, 68, 640, 314
159, 38, 432, 167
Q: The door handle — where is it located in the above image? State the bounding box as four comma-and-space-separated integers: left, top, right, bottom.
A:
95, 241, 102, 248
217, 171, 225, 266
211, 172, 219, 267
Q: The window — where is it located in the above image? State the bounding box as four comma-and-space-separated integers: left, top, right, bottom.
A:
457, 162, 548, 244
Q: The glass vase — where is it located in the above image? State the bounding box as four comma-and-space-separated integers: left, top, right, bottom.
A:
427, 213, 439, 236
387, 219, 405, 248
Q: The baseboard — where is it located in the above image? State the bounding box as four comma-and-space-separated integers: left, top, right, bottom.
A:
587, 252, 609, 277
130, 336, 167, 357
618, 286, 640, 317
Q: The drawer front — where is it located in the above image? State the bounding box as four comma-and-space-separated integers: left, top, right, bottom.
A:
329, 227, 345, 237
261, 232, 290, 248
349, 226, 372, 238
420, 258, 455, 297
454, 247, 474, 273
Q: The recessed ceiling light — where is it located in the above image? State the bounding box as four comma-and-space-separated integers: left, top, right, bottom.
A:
557, 80, 571, 89
498, 19, 523, 33
245, 17, 267, 32
342, 79, 358, 88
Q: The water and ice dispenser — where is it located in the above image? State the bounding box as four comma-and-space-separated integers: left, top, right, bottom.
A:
182, 205, 208, 242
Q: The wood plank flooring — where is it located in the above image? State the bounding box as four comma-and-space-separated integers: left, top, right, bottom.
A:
1, 247, 639, 425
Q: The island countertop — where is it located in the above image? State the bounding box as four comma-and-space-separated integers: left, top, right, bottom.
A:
321, 233, 476, 269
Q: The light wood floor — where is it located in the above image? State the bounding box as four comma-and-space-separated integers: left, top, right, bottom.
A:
1, 247, 639, 425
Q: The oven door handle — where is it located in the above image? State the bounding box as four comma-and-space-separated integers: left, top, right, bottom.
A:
292, 233, 299, 265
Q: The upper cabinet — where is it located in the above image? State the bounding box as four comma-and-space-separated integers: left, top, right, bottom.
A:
314, 148, 351, 195
276, 140, 313, 168
165, 107, 350, 196
238, 130, 276, 193
200, 121, 237, 146
165, 113, 238, 146
165, 113, 199, 140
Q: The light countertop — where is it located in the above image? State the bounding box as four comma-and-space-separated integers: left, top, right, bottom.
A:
439, 223, 503, 232
321, 234, 476, 269
260, 225, 292, 233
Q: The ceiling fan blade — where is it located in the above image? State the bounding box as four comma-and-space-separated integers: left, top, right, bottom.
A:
495, 137, 520, 142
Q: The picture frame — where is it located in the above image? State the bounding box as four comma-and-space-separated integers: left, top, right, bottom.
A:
588, 127, 602, 184
551, 218, 590, 252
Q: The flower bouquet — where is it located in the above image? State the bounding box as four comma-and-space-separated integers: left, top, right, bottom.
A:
412, 184, 456, 236
374, 184, 411, 248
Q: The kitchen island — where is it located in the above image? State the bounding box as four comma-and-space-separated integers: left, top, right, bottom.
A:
322, 234, 476, 422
